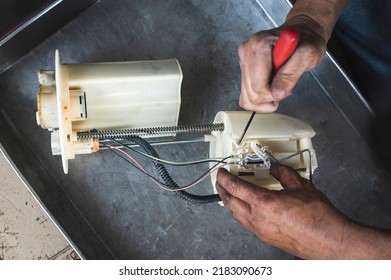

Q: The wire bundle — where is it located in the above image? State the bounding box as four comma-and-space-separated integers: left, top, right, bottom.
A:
103, 137, 313, 205
104, 136, 231, 204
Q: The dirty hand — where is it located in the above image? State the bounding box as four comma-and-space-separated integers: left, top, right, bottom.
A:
216, 164, 350, 259
238, 16, 327, 112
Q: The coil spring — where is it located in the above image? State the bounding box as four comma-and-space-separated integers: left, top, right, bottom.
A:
77, 123, 224, 139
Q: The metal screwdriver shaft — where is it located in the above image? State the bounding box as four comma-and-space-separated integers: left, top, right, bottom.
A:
237, 28, 300, 146
237, 111, 255, 145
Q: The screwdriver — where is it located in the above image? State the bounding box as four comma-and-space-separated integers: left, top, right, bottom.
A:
237, 28, 300, 145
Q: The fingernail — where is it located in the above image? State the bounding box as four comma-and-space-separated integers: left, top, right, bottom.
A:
271, 87, 286, 99
216, 168, 226, 183
217, 168, 228, 176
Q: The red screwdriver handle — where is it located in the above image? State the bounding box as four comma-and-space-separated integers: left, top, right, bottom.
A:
272, 28, 300, 70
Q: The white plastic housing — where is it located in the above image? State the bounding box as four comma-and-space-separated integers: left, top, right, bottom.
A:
37, 50, 183, 174
209, 111, 318, 192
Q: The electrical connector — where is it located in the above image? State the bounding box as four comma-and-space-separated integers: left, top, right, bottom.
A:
209, 111, 318, 197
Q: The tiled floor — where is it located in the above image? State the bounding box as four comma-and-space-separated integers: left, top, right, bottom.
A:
0, 149, 77, 260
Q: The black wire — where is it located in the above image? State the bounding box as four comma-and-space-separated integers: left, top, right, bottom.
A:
125, 135, 224, 203
103, 142, 230, 191
109, 138, 226, 166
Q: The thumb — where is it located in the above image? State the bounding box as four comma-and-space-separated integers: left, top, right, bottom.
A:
270, 58, 305, 100
270, 163, 312, 191
271, 43, 324, 100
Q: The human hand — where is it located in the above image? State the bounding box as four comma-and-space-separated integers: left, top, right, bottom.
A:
238, 16, 327, 112
215, 164, 349, 259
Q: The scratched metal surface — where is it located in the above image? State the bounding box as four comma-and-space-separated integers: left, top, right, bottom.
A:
0, 0, 391, 259
0, 148, 75, 260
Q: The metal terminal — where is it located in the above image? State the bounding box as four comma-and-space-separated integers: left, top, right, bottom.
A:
243, 154, 264, 165
77, 123, 225, 139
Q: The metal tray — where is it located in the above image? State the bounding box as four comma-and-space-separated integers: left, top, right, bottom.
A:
1, 0, 391, 259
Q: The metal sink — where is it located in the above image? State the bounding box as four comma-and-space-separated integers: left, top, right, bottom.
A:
1, 0, 390, 259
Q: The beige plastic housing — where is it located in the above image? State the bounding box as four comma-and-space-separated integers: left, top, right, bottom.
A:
37, 50, 183, 174
209, 111, 318, 192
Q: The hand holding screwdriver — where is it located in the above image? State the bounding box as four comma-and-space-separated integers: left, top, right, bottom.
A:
215, 2, 391, 261
237, 28, 300, 145
237, 19, 327, 113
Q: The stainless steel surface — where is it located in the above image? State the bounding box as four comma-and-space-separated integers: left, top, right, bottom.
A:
0, 144, 85, 259
1, 0, 391, 259
0, 0, 62, 46
0, 0, 97, 74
